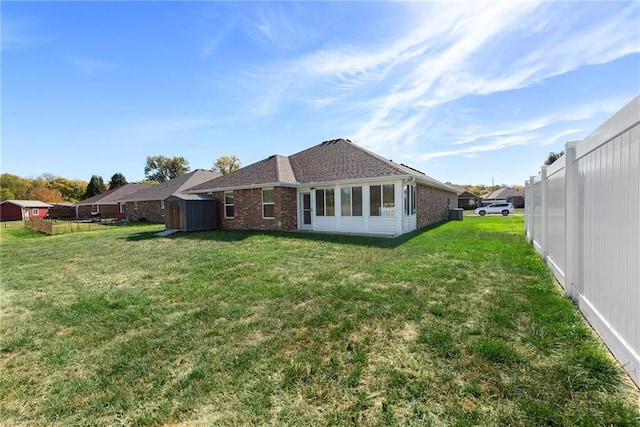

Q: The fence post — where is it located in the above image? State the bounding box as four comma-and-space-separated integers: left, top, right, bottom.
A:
564, 140, 580, 301
528, 175, 536, 243
540, 166, 549, 261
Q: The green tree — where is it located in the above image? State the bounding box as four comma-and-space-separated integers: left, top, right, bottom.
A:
48, 177, 87, 203
108, 173, 127, 190
544, 151, 564, 166
212, 155, 241, 174
144, 155, 190, 183
0, 173, 32, 200
84, 175, 107, 199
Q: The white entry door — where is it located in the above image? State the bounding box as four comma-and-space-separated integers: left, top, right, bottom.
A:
300, 192, 312, 230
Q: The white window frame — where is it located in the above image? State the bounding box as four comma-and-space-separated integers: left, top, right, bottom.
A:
161, 200, 165, 217
224, 191, 235, 218
315, 188, 335, 217
404, 184, 416, 216
340, 186, 363, 217
370, 184, 395, 217
262, 188, 275, 219
32, 208, 39, 216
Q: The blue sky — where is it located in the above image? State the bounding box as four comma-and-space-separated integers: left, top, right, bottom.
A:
2, 1, 639, 186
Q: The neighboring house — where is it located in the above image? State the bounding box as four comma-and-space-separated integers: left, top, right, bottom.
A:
48, 203, 77, 219
76, 183, 150, 219
0, 200, 52, 221
446, 184, 482, 210
115, 170, 221, 223
186, 139, 458, 236
483, 187, 525, 208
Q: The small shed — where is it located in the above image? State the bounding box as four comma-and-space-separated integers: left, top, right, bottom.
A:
0, 200, 52, 221
164, 194, 218, 231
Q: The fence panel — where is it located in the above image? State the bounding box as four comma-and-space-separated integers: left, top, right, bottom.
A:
525, 96, 639, 387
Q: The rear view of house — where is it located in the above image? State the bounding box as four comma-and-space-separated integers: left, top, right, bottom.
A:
186, 139, 458, 236
0, 200, 52, 221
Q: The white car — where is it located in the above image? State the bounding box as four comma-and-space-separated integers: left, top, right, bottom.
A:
475, 202, 514, 216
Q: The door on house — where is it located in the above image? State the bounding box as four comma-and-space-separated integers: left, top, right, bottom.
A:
168, 202, 181, 229
300, 192, 312, 230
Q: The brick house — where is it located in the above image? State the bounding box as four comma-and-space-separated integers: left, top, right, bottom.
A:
186, 139, 458, 236
115, 170, 221, 223
76, 183, 150, 219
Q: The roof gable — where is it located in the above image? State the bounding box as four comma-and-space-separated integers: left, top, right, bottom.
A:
188, 155, 296, 192
483, 187, 521, 200
77, 183, 151, 205
116, 170, 221, 202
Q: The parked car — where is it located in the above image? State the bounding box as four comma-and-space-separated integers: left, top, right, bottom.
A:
475, 202, 514, 216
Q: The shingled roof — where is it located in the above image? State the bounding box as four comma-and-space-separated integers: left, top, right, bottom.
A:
483, 187, 521, 200
188, 139, 455, 193
76, 183, 151, 206
116, 170, 221, 202
1, 200, 53, 208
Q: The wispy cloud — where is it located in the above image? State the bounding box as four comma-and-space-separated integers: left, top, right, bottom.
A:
67, 57, 119, 74
1, 15, 45, 50
130, 116, 215, 143
410, 96, 628, 161
234, 1, 638, 159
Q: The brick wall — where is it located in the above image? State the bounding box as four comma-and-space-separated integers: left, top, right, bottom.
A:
416, 184, 458, 228
77, 204, 119, 219
124, 200, 164, 223
213, 186, 298, 231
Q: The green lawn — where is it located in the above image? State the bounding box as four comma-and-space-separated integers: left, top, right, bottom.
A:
1, 218, 638, 425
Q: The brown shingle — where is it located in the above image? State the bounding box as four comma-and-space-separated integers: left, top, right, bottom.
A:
188, 139, 454, 192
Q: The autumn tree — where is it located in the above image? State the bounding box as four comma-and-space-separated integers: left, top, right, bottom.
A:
144, 155, 190, 183
109, 173, 127, 190
84, 175, 107, 199
48, 177, 87, 203
29, 187, 64, 203
212, 155, 241, 175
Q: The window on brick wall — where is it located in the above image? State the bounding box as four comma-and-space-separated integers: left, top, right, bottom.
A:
315, 188, 335, 216
340, 186, 362, 216
262, 188, 274, 218
224, 192, 234, 218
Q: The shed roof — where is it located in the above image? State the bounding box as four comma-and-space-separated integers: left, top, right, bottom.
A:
188, 139, 456, 193
166, 194, 215, 201
1, 200, 53, 208
76, 183, 151, 206
116, 170, 221, 202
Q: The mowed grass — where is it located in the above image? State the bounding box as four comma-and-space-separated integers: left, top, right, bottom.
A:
1, 218, 638, 425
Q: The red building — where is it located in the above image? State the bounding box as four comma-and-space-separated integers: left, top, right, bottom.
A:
0, 200, 52, 221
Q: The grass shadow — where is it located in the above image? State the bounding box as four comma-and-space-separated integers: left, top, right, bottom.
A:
159, 220, 451, 248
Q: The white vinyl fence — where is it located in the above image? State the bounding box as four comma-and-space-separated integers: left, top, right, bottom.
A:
525, 96, 639, 387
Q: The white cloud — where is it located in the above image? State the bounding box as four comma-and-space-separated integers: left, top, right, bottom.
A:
130, 116, 215, 143
1, 15, 45, 50
236, 2, 638, 157
67, 57, 118, 74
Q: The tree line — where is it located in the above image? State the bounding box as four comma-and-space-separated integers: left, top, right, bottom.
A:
1, 155, 242, 203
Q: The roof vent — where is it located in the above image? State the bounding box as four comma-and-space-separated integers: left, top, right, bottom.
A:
401, 163, 426, 175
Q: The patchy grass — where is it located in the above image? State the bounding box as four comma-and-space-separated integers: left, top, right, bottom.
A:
1, 218, 638, 425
